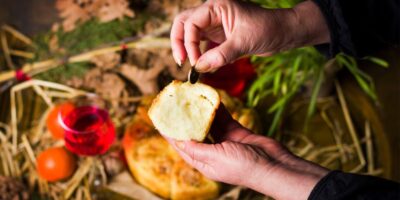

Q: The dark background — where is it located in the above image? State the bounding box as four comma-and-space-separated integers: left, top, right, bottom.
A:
0, 0, 58, 36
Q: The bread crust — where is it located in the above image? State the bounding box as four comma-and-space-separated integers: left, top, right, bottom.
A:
148, 80, 221, 141
123, 97, 220, 199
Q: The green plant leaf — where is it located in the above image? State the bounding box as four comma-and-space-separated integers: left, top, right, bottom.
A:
365, 56, 389, 68
306, 66, 324, 119
290, 56, 302, 84
273, 70, 282, 95
268, 105, 285, 136
354, 76, 377, 101
268, 96, 287, 113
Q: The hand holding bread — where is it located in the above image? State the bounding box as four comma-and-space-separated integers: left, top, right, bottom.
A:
148, 80, 220, 141
148, 81, 329, 200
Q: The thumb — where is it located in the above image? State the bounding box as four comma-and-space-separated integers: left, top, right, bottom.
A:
195, 40, 242, 73
172, 140, 214, 168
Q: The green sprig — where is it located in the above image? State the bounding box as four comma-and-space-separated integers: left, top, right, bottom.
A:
247, 0, 387, 136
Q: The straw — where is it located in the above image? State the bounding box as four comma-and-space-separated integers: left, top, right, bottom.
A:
21, 134, 37, 165
1, 31, 14, 69
365, 121, 375, 173
2, 25, 32, 45
64, 158, 94, 199
9, 49, 34, 59
0, 32, 171, 83
335, 80, 366, 172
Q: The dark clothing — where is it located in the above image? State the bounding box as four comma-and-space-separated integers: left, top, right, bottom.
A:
296, 0, 400, 199
307, 1, 400, 198
308, 171, 400, 200
313, 0, 400, 57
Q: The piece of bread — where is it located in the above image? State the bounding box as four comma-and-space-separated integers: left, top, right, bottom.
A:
148, 80, 220, 141
171, 161, 219, 200
123, 119, 172, 198
123, 100, 219, 200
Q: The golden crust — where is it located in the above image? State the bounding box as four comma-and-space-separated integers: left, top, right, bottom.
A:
123, 100, 220, 199
171, 161, 219, 200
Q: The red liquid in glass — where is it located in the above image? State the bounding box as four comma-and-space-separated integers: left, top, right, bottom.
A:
62, 106, 115, 156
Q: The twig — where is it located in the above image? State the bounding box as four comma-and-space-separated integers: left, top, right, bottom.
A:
335, 80, 366, 173
75, 186, 84, 200
64, 157, 94, 199
21, 134, 37, 165
16, 90, 24, 122
0, 122, 11, 140
45, 91, 80, 99
38, 178, 50, 196
320, 152, 341, 167
32, 107, 51, 144
320, 107, 348, 163
1, 31, 14, 69
0, 145, 10, 176
97, 159, 108, 186
3, 143, 16, 176
0, 37, 170, 83
33, 84, 53, 107
365, 121, 375, 173
2, 25, 32, 45
9, 49, 35, 59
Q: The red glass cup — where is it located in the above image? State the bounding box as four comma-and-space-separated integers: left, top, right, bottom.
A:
58, 95, 115, 156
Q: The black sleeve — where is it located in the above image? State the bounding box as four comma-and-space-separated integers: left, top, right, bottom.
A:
312, 0, 400, 58
308, 171, 400, 200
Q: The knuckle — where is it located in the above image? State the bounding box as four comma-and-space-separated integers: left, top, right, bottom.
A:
192, 159, 205, 170
183, 41, 192, 47
215, 49, 229, 65
209, 0, 228, 6
183, 21, 192, 30
173, 15, 185, 24
188, 149, 197, 161
212, 0, 231, 10
184, 40, 198, 48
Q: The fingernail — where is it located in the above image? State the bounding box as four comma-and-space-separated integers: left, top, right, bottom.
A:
189, 59, 196, 67
177, 59, 182, 67
173, 52, 182, 67
175, 141, 185, 150
195, 59, 210, 73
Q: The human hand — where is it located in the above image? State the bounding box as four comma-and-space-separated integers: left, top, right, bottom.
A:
171, 0, 329, 72
165, 105, 329, 200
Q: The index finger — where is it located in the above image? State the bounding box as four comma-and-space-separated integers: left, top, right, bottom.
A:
183, 5, 220, 66
171, 9, 193, 66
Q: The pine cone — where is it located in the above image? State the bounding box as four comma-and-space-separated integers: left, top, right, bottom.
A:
0, 176, 29, 200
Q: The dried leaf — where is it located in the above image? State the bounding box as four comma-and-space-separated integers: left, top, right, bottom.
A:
119, 63, 164, 95
91, 53, 121, 71
48, 35, 66, 54
56, 0, 91, 31
97, 73, 126, 108
84, 68, 103, 89
94, 0, 135, 22
55, 0, 134, 32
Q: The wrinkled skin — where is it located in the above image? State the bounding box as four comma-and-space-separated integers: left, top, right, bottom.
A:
166, 105, 329, 200
168, 0, 331, 199
170, 0, 329, 72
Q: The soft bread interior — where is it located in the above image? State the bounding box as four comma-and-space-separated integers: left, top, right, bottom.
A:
148, 80, 220, 141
